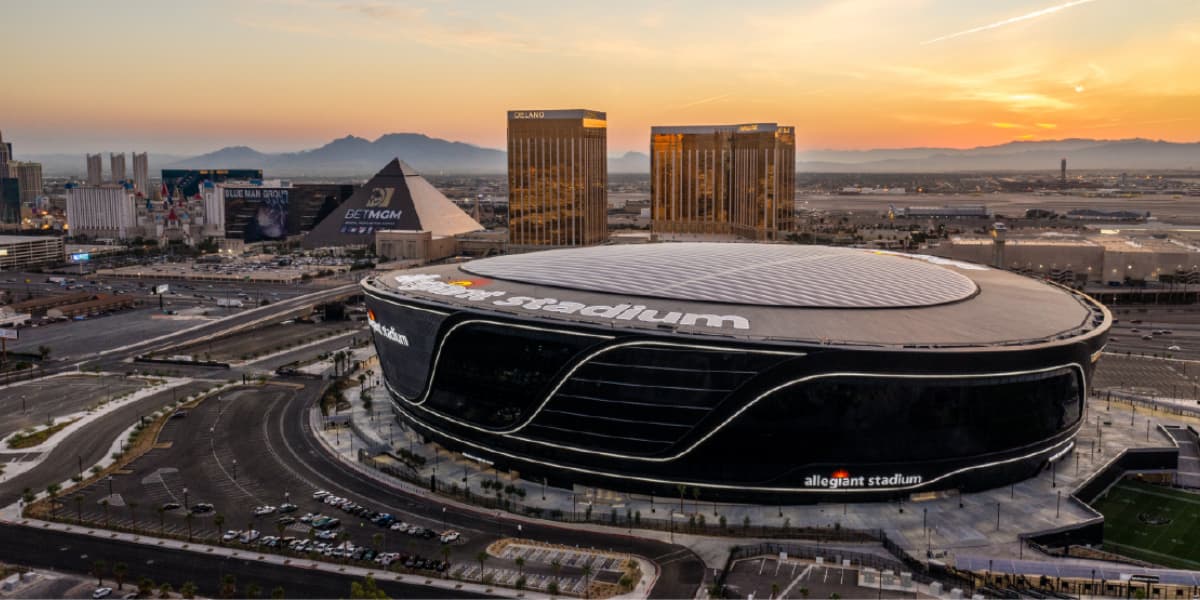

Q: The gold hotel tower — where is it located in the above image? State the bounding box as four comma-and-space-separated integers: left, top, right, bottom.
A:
650, 123, 795, 240
507, 109, 608, 247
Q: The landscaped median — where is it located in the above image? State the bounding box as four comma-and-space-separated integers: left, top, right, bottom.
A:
5, 418, 80, 450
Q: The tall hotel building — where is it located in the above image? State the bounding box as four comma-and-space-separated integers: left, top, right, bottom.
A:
86, 153, 104, 185
110, 152, 126, 183
650, 123, 795, 240
132, 152, 150, 196
506, 109, 607, 247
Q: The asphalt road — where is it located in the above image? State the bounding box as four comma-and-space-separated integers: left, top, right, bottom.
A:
0, 523, 487, 599
0, 381, 211, 507
59, 381, 703, 598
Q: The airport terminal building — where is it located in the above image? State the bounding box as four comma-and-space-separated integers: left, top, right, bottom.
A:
363, 243, 1110, 501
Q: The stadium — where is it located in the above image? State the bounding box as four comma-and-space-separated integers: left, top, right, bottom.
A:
362, 243, 1110, 502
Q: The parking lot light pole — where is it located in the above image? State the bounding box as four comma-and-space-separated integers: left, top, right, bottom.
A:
183, 487, 189, 510
107, 476, 113, 499
232, 459, 238, 481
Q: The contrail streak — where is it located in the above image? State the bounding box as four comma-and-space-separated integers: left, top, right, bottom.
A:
921, 0, 1098, 45
676, 93, 732, 109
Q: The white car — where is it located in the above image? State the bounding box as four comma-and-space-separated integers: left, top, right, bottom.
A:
240, 529, 261, 543
221, 530, 240, 542
312, 490, 329, 499
252, 505, 276, 516
440, 531, 460, 544
1169, 345, 1182, 351
93, 588, 113, 599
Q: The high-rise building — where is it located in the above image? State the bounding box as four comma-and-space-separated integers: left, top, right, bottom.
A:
650, 123, 795, 240
111, 152, 126, 183
132, 152, 150, 195
506, 109, 607, 247
0, 130, 11, 179
10, 161, 43, 206
86, 153, 103, 185
65, 183, 137, 239
0, 178, 19, 224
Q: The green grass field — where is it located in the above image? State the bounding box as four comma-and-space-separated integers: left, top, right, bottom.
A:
1092, 479, 1200, 569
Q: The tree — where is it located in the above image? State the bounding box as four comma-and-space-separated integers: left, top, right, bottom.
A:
37, 345, 51, 361
101, 499, 110, 527
185, 511, 195, 542
676, 484, 686, 511
349, 575, 389, 599
92, 559, 108, 586
46, 483, 61, 517
180, 581, 197, 599
219, 574, 237, 599
75, 495, 85, 524
771, 582, 781, 599
156, 507, 166, 535
581, 565, 594, 599
515, 556, 525, 578
440, 544, 452, 570
372, 532, 383, 552
158, 582, 173, 599
113, 562, 128, 591
214, 513, 226, 538
476, 551, 488, 582
743, 515, 751, 532
358, 373, 367, 393
138, 577, 155, 598
547, 580, 559, 596
127, 501, 138, 531
270, 586, 286, 599
246, 582, 262, 599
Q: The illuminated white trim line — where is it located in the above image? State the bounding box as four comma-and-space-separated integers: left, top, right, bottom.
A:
365, 288, 803, 423
390, 362, 1087, 463
389, 396, 1080, 494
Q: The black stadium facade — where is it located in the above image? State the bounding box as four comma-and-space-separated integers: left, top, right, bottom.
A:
362, 243, 1110, 502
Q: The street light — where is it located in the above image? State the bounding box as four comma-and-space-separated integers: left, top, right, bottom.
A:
107, 475, 113, 499
232, 459, 238, 480
183, 487, 189, 509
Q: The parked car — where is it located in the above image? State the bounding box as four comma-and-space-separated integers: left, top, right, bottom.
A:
92, 588, 113, 599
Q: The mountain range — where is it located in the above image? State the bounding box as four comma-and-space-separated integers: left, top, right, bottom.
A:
23, 136, 1200, 177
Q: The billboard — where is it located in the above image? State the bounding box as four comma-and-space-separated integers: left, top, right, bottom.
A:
224, 187, 289, 241
154, 284, 169, 295
69, 252, 90, 262
0, 328, 17, 340
338, 185, 407, 235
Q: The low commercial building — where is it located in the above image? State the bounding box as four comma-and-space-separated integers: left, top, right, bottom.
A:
0, 234, 64, 269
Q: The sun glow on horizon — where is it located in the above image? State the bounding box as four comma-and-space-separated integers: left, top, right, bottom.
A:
6, 0, 1200, 154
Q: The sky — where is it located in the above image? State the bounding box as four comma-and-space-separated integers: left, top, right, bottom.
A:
6, 0, 1200, 155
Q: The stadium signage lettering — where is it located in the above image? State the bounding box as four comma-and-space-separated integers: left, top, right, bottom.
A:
369, 320, 410, 347
391, 274, 750, 330
512, 111, 545, 119
345, 208, 404, 220
803, 474, 923, 489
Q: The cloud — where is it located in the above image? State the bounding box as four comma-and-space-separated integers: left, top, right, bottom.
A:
921, 0, 1099, 45
1036, 123, 1057, 128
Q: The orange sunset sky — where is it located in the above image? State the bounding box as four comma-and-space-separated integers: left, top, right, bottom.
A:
7, 0, 1200, 155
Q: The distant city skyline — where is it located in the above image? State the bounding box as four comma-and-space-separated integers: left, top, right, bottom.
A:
8, 0, 1200, 155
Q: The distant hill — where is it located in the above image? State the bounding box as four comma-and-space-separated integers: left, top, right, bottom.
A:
609, 151, 649, 173
797, 139, 1200, 172
167, 133, 507, 176
28, 136, 1200, 177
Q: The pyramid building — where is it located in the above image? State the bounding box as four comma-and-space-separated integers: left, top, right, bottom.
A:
303, 159, 482, 248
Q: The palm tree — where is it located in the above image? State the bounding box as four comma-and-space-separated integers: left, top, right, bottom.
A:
771, 582, 780, 599
245, 582, 262, 599
180, 581, 197, 599
75, 495, 84, 524
156, 506, 166, 535
581, 564, 594, 599
158, 583, 173, 599
476, 551, 488, 582
440, 545, 452, 572
270, 586, 285, 599
137, 577, 154, 598
219, 574, 237, 599
101, 499, 110, 527
113, 562, 128, 591
358, 373, 367, 393
185, 512, 194, 542
127, 501, 138, 531
92, 559, 108, 586
275, 520, 286, 541
46, 483, 61, 518
550, 558, 561, 579
676, 484, 686, 511
214, 513, 226, 539
692, 487, 701, 514
372, 532, 383, 552
515, 556, 525, 579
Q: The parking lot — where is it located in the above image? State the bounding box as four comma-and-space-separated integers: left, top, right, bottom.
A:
1093, 354, 1198, 399
0, 374, 146, 439
723, 558, 913, 600
59, 385, 475, 581
158, 321, 364, 363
